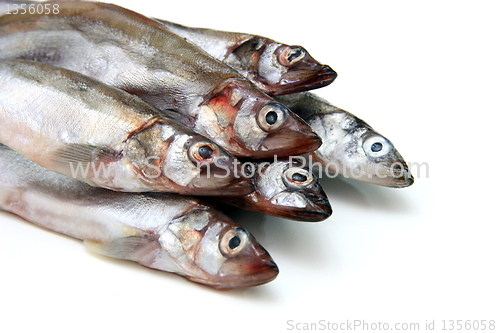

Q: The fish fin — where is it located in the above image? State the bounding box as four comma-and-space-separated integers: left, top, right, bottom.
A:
52, 144, 119, 165
84, 236, 160, 262
0, 186, 14, 207
160, 109, 194, 127
0, 186, 25, 210
228, 35, 256, 53
47, 144, 120, 175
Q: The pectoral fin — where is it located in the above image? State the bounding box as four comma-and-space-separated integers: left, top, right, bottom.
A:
0, 186, 15, 208
84, 236, 161, 263
0, 186, 24, 210
47, 144, 120, 178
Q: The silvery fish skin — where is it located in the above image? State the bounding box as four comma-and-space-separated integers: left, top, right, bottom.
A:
0, 145, 278, 289
0, 60, 253, 195
157, 19, 337, 96
0, 1, 321, 158
158, 107, 332, 221
219, 159, 332, 222
276, 92, 414, 188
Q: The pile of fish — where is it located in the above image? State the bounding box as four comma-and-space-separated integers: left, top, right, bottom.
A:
0, 1, 413, 289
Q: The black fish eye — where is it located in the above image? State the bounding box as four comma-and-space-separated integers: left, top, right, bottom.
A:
228, 236, 241, 249
198, 145, 214, 159
288, 47, 304, 62
292, 172, 308, 182
266, 111, 278, 125
371, 142, 383, 152
258, 102, 287, 131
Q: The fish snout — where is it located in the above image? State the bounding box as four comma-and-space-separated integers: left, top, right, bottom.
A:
307, 194, 333, 220
260, 113, 322, 157
391, 166, 414, 188
311, 64, 337, 86
210, 245, 279, 289
273, 63, 337, 96
299, 189, 333, 222
387, 152, 414, 188
368, 159, 414, 188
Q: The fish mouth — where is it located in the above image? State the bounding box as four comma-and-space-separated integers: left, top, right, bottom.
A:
356, 164, 414, 188
186, 258, 279, 290
218, 261, 279, 290
388, 169, 414, 188
379, 156, 414, 188
259, 115, 322, 158
307, 199, 333, 221
217, 178, 256, 195
190, 177, 255, 196
270, 65, 337, 96
261, 130, 321, 158
276, 198, 333, 222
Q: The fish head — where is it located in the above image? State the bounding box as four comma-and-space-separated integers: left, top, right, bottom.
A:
315, 118, 414, 188
158, 208, 278, 289
227, 37, 336, 95
251, 160, 332, 221
126, 121, 254, 195
206, 79, 321, 157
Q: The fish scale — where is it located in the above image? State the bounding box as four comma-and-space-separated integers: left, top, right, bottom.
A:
0, 59, 253, 195
0, 1, 322, 158
0, 144, 278, 289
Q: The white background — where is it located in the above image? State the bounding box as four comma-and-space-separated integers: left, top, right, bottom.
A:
1, 1, 499, 332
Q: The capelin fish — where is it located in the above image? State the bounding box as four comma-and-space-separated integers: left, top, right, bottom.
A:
0, 60, 254, 195
0, 145, 278, 289
158, 103, 332, 221
216, 159, 332, 222
0, 1, 321, 158
276, 92, 414, 188
157, 19, 337, 96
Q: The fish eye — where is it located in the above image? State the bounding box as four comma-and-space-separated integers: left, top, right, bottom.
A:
198, 145, 214, 159
257, 102, 287, 132
283, 167, 315, 188
220, 227, 249, 257
229, 235, 241, 249
266, 111, 278, 125
278, 46, 306, 67
371, 142, 383, 152
292, 172, 308, 182
363, 135, 392, 158
189, 142, 218, 164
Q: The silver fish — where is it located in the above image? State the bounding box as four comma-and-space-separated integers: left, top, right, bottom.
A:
0, 60, 253, 195
0, 144, 278, 289
157, 19, 337, 96
276, 92, 414, 188
0, 1, 321, 158
159, 105, 332, 221
219, 159, 332, 222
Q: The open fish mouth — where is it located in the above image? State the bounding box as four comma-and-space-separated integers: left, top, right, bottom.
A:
389, 170, 414, 188
309, 199, 333, 220
381, 159, 414, 188
272, 65, 338, 96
